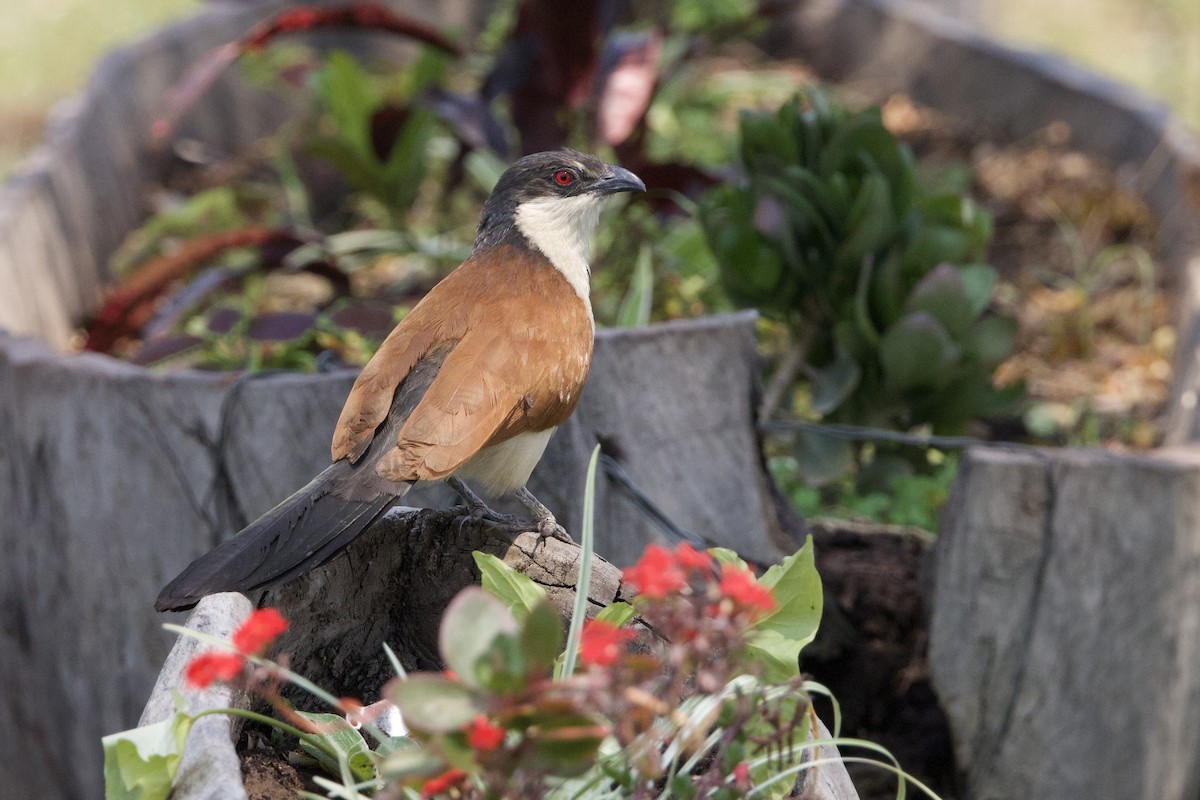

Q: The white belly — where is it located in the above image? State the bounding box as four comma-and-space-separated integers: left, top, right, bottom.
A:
456, 428, 556, 496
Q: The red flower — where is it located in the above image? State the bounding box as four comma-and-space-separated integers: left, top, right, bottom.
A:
674, 542, 713, 572
733, 761, 752, 789
185, 651, 244, 688
421, 767, 467, 797
232, 608, 289, 655
465, 714, 506, 751
718, 565, 776, 615
622, 544, 687, 599
579, 619, 636, 667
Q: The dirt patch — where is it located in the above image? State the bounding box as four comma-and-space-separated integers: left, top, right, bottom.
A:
883, 93, 1172, 447
241, 727, 309, 800
802, 522, 959, 800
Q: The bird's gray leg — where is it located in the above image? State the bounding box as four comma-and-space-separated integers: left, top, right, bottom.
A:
446, 475, 519, 526
514, 487, 574, 543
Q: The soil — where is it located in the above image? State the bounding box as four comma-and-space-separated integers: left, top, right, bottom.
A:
240, 726, 317, 800
802, 522, 958, 800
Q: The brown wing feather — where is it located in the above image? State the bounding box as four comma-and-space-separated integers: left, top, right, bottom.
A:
363, 246, 593, 483
331, 256, 486, 462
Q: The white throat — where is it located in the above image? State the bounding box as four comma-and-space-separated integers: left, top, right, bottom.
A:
514, 193, 605, 307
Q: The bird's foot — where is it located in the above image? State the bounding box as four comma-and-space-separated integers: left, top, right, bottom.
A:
446, 477, 574, 543
516, 486, 575, 545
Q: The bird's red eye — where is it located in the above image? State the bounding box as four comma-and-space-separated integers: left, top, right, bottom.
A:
554, 169, 574, 186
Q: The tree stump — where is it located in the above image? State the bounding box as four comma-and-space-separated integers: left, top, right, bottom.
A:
928, 445, 1200, 800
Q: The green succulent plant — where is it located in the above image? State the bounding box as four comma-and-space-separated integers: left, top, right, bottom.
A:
701, 90, 1022, 452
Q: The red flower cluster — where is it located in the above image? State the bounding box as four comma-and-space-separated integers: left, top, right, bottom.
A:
622, 542, 714, 600
465, 715, 506, 751
622, 544, 685, 599
579, 619, 636, 667
733, 761, 752, 790
232, 607, 289, 655
184, 608, 290, 689
623, 542, 776, 619
421, 767, 467, 797
185, 652, 243, 688
717, 565, 776, 616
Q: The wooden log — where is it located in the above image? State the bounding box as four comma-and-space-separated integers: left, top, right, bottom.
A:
927, 445, 1200, 800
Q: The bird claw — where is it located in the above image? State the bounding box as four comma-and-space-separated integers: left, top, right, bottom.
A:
470, 506, 521, 528
534, 517, 574, 545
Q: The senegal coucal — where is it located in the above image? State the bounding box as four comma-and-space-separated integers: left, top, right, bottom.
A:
156, 149, 645, 611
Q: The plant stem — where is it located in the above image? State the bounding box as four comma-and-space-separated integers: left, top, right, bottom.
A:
758, 332, 810, 424
192, 707, 341, 761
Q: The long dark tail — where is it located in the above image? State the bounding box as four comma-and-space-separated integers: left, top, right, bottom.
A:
155, 462, 400, 611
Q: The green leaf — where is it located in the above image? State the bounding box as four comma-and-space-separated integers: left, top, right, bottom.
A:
616, 245, 654, 328
738, 107, 796, 170
376, 744, 447, 782
903, 262, 976, 338
793, 427, 855, 486
304, 138, 377, 193
102, 713, 194, 800
879, 312, 961, 392
314, 51, 378, 164
748, 537, 823, 681
381, 107, 437, 212
390, 675, 481, 733
474, 551, 547, 622
594, 601, 637, 628
809, 354, 862, 415
402, 46, 450, 96
709, 547, 749, 570
902, 224, 971, 275
519, 711, 607, 774
837, 171, 895, 271
560, 444, 601, 679
521, 600, 565, 677
958, 263, 998, 317
439, 588, 519, 689
962, 313, 1018, 369
294, 711, 375, 781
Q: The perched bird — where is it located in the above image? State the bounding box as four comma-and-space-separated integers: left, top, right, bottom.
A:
156, 149, 645, 612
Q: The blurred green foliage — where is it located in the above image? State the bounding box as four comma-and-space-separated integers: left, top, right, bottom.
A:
771, 450, 958, 531
700, 90, 1024, 446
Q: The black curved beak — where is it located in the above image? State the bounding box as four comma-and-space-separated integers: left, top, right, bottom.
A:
596, 165, 646, 195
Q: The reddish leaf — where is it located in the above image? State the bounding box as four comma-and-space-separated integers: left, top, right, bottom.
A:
299, 260, 353, 295
85, 228, 299, 353
129, 335, 203, 367
207, 308, 243, 335
242, 4, 462, 53
503, 0, 607, 153
369, 104, 411, 161
142, 266, 241, 340
150, 42, 241, 143
328, 300, 396, 338
595, 29, 663, 147
247, 311, 318, 342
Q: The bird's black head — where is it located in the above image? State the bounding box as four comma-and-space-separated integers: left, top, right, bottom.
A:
474, 149, 645, 256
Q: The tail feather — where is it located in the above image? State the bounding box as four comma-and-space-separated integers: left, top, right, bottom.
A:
155, 463, 399, 611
